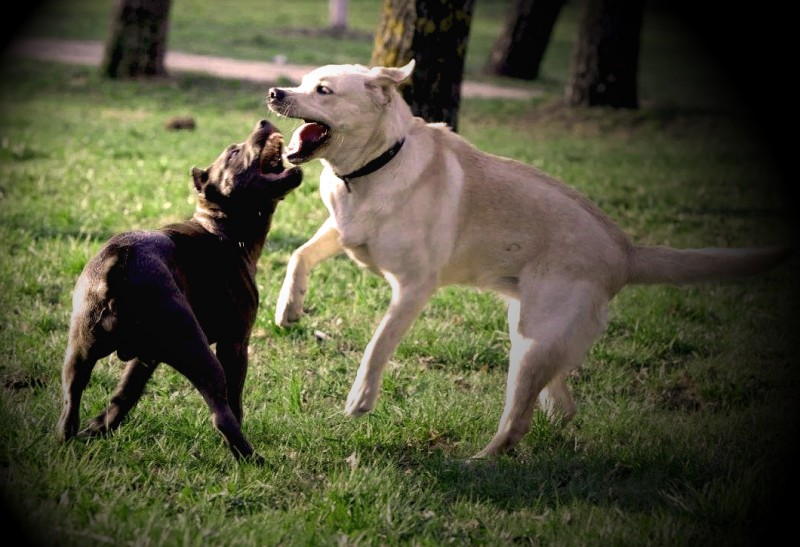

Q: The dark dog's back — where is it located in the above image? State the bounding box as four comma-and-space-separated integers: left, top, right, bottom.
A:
76, 222, 257, 362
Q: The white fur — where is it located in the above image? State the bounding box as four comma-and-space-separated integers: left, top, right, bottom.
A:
268, 60, 790, 459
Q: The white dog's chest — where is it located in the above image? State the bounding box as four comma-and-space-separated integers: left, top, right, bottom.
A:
318, 156, 459, 279
322, 183, 385, 271
326, 196, 368, 244
336, 211, 384, 272
342, 243, 377, 273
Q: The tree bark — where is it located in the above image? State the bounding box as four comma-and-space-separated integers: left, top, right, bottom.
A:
565, 0, 644, 108
371, 0, 475, 132
483, 0, 566, 80
102, 0, 171, 79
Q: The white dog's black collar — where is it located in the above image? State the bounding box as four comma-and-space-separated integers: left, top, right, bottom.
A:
338, 138, 405, 192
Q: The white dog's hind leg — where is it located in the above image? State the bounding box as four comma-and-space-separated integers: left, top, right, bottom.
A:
345, 274, 437, 416
506, 298, 577, 425
275, 217, 342, 327
472, 280, 607, 460
538, 375, 576, 424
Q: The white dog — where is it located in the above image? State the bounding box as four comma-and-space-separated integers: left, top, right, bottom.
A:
267, 60, 791, 459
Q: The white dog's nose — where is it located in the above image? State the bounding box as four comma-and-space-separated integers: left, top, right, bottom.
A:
268, 88, 285, 101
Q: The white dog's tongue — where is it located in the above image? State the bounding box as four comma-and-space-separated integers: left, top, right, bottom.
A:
285, 122, 329, 163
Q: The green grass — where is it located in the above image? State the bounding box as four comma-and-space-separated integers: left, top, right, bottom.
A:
2, 1, 798, 545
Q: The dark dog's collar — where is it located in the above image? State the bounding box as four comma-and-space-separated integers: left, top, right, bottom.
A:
337, 138, 405, 192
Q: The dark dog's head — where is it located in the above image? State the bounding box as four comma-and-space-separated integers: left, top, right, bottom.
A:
191, 119, 302, 219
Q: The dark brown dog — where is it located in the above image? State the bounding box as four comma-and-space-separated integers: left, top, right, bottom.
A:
57, 119, 302, 462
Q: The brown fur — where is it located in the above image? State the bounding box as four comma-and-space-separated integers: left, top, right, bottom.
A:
57, 120, 302, 462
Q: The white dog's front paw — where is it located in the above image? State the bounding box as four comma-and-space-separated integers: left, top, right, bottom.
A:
274, 280, 305, 327
345, 377, 378, 417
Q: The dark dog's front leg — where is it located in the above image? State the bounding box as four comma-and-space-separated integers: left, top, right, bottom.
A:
81, 358, 159, 437
169, 343, 261, 464
216, 341, 248, 424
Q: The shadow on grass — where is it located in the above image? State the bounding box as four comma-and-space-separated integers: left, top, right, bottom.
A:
359, 440, 685, 514
345, 404, 799, 542
342, 397, 789, 517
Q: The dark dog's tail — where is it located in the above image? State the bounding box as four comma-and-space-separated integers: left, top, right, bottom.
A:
627, 244, 793, 285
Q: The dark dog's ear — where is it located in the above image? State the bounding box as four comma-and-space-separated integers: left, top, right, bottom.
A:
191, 167, 209, 192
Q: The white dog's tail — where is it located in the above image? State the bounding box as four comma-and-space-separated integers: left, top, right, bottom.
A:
627, 244, 793, 285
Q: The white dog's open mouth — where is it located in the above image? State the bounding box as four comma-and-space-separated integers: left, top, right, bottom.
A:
285, 121, 330, 164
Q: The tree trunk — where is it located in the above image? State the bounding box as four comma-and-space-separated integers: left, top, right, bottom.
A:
371, 0, 475, 132
565, 0, 644, 108
102, 0, 171, 79
329, 0, 348, 32
483, 0, 566, 80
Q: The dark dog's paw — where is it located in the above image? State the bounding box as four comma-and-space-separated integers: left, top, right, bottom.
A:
76, 419, 112, 439
56, 424, 77, 442
57, 412, 80, 441
241, 452, 266, 466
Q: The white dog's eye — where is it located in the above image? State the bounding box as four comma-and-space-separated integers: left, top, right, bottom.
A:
315, 84, 333, 95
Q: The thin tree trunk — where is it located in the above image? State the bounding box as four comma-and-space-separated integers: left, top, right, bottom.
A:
102, 0, 171, 79
566, 0, 644, 108
484, 0, 566, 80
371, 0, 475, 132
329, 0, 348, 33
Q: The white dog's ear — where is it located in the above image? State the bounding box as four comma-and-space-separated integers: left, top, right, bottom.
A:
365, 59, 415, 105
368, 59, 415, 84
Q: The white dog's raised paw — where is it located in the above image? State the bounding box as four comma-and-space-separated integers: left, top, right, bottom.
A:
345, 385, 377, 416
344, 402, 373, 417
274, 307, 302, 327
274, 292, 304, 327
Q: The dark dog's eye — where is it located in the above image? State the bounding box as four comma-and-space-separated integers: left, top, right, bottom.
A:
227, 146, 240, 160
316, 84, 333, 95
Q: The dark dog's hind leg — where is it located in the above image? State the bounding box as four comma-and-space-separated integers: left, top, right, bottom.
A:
80, 358, 159, 438
58, 340, 103, 441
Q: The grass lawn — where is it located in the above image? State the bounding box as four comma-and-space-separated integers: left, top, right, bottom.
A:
1, 0, 798, 545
